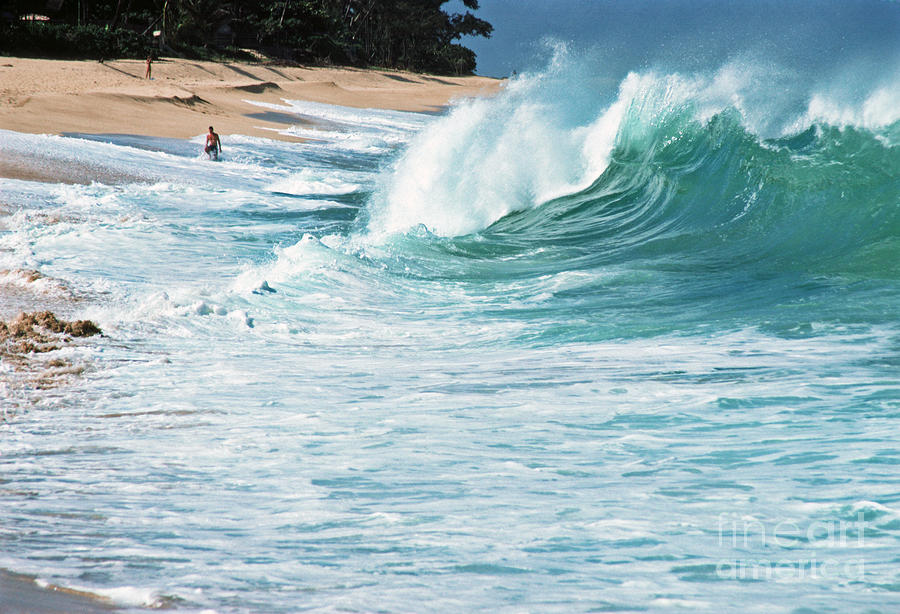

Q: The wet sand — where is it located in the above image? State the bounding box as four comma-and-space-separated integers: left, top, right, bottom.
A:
0, 148, 152, 185
0, 569, 119, 613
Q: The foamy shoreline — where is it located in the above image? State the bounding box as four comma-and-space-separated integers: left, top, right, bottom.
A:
0, 56, 501, 427
0, 58, 499, 612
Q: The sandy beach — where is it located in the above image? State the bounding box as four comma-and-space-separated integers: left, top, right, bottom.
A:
0, 56, 500, 136
0, 569, 121, 613
0, 56, 500, 183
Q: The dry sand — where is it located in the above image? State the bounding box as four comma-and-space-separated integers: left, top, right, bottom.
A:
0, 57, 499, 185
0, 56, 500, 141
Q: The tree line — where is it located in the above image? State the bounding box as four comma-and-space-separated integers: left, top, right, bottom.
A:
0, 0, 493, 74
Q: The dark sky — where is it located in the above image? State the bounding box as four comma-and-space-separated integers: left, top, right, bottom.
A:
447, 0, 900, 79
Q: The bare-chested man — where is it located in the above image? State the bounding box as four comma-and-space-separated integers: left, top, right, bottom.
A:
205, 126, 221, 160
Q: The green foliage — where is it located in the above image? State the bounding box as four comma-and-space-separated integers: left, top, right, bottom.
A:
0, 0, 492, 74
334, 0, 492, 73
0, 23, 151, 59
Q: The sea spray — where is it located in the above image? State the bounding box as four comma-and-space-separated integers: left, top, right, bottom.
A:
0, 48, 898, 614
365, 49, 899, 242
365, 51, 626, 238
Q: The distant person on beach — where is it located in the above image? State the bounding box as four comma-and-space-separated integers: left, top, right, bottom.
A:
205, 126, 221, 160
145, 55, 152, 79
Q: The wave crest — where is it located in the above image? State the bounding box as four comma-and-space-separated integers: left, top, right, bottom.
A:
365, 50, 898, 247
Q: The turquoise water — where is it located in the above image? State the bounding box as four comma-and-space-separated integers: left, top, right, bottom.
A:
1, 56, 899, 612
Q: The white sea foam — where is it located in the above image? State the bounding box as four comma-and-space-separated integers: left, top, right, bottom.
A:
268, 169, 366, 196
365, 51, 899, 241
0, 49, 897, 614
245, 98, 428, 153
362, 61, 759, 239
801, 81, 900, 132
263, 98, 429, 132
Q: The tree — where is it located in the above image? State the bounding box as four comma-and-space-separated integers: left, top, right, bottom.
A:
1, 0, 493, 74
336, 0, 492, 73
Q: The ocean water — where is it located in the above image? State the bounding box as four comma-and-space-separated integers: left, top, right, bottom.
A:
1, 53, 899, 613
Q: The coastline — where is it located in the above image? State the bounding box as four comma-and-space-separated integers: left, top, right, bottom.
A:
0, 55, 500, 332
0, 56, 500, 143
0, 569, 120, 613
0, 57, 500, 612
0, 56, 497, 342
0, 57, 499, 185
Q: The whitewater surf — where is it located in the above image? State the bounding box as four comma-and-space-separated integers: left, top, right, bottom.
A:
0, 47, 898, 612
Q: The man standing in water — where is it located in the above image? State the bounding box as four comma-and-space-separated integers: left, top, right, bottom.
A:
205, 126, 221, 160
